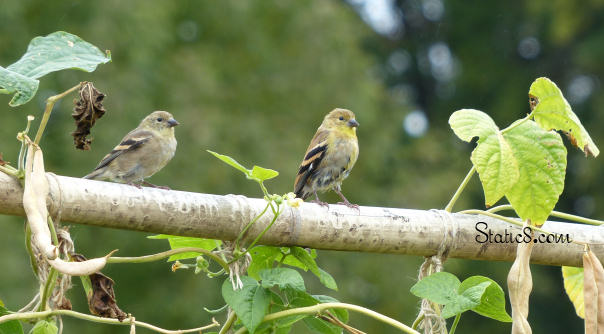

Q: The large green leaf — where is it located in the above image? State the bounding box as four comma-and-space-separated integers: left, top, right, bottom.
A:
410, 272, 491, 319
529, 77, 599, 157
459, 276, 512, 322
0, 66, 39, 107
259, 268, 306, 292
7, 31, 110, 79
562, 266, 584, 319
410, 272, 461, 305
248, 246, 282, 279
0, 305, 24, 334
148, 234, 220, 261
503, 120, 567, 225
2, 31, 110, 107
449, 109, 519, 206
222, 277, 270, 334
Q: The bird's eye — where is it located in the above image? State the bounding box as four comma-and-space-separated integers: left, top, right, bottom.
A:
339, 116, 344, 121
156, 117, 163, 122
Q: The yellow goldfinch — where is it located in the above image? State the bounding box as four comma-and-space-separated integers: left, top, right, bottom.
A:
83, 111, 178, 187
294, 108, 359, 208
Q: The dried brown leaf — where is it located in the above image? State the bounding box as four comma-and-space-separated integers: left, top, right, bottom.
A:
508, 225, 534, 334
583, 250, 604, 334
72, 253, 127, 321
0, 153, 7, 166
528, 94, 539, 112
72, 82, 107, 150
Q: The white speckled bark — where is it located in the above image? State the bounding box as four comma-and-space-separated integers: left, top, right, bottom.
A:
1, 172, 602, 267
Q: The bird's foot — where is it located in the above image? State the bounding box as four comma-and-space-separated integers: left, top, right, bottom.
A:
127, 182, 143, 189
310, 199, 330, 208
337, 201, 359, 210
142, 181, 171, 190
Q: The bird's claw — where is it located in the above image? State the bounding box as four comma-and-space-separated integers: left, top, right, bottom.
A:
142, 181, 171, 190
337, 201, 359, 210
127, 182, 143, 189
311, 199, 330, 208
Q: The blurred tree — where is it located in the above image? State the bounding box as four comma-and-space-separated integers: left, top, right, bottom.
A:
1, 0, 602, 332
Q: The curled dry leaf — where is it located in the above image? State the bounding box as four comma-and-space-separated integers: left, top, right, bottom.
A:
0, 153, 7, 166
583, 250, 604, 334
48, 249, 116, 276
72, 253, 127, 321
507, 225, 534, 334
72, 81, 107, 150
23, 144, 57, 259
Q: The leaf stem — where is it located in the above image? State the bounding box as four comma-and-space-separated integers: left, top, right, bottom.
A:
0, 309, 220, 333
449, 313, 461, 334
34, 82, 82, 145
107, 247, 230, 274
232, 302, 419, 334
0, 88, 9, 94
445, 166, 476, 212
0, 165, 19, 177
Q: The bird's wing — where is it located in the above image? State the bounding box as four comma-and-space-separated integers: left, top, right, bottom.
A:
294, 129, 329, 198
92, 130, 154, 171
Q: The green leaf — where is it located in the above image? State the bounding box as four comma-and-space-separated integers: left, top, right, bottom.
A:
3, 31, 111, 107
207, 150, 251, 177
290, 247, 320, 276
0, 66, 39, 107
259, 268, 306, 292
411, 272, 491, 319
562, 266, 584, 319
449, 109, 519, 206
251, 166, 279, 181
459, 276, 511, 322
441, 281, 490, 318
503, 120, 567, 225
28, 320, 57, 334
248, 246, 282, 279
318, 268, 338, 291
410, 272, 460, 305
222, 277, 270, 334
8, 31, 110, 79
0, 305, 24, 334
529, 77, 599, 157
148, 235, 220, 261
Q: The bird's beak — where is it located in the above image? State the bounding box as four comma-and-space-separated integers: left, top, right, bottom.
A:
347, 119, 359, 128
167, 118, 180, 127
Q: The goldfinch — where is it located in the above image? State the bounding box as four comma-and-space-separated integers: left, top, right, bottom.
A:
83, 111, 178, 187
294, 108, 359, 208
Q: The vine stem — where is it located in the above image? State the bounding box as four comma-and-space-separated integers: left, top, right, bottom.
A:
107, 247, 230, 273
0, 309, 220, 334
232, 302, 419, 334
34, 82, 82, 145
0, 88, 9, 94
234, 202, 270, 251
488, 204, 603, 225
449, 313, 461, 334
218, 311, 237, 334
444, 166, 475, 212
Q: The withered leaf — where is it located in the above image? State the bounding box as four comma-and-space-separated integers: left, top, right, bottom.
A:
528, 94, 539, 112
72, 82, 107, 150
0, 153, 6, 166
72, 253, 127, 321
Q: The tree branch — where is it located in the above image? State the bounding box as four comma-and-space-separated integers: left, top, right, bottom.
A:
0, 172, 602, 267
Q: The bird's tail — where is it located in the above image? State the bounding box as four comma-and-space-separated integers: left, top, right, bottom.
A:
83, 169, 103, 180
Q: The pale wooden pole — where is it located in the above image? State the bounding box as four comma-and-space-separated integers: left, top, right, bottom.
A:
1, 171, 602, 267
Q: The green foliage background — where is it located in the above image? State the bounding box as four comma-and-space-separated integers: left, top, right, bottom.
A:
1, 0, 603, 332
